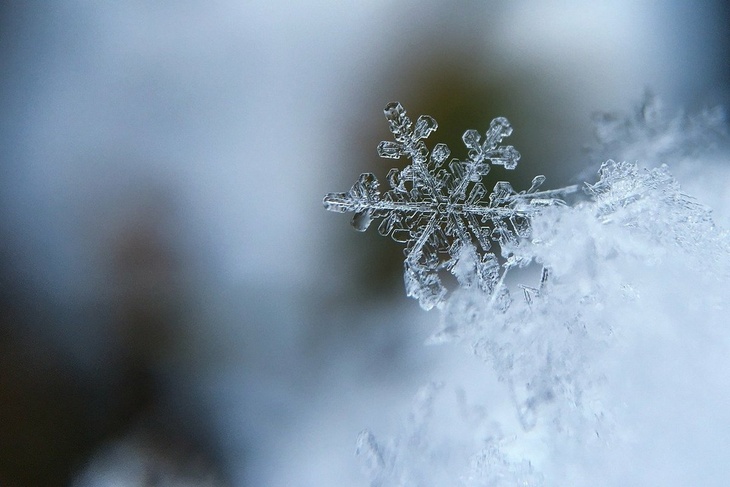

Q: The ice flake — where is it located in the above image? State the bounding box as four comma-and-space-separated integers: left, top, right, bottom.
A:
324, 102, 578, 309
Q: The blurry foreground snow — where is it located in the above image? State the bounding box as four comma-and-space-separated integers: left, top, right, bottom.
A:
353, 98, 730, 486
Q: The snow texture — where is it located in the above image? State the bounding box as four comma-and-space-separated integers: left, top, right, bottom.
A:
588, 92, 726, 168
324, 102, 577, 310
326, 99, 730, 486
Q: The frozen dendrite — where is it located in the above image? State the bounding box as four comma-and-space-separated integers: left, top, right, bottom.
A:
323, 102, 577, 309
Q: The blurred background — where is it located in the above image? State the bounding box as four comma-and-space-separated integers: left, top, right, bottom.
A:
1, 1, 728, 485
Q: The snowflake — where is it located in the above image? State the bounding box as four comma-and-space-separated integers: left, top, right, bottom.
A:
324, 102, 578, 310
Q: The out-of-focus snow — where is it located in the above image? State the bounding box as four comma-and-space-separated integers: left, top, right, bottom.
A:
358, 157, 730, 485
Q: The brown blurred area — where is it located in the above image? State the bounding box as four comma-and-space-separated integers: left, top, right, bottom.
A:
0, 190, 229, 486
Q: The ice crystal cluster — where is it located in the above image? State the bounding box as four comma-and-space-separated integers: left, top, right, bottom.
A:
324, 102, 577, 310
325, 99, 730, 486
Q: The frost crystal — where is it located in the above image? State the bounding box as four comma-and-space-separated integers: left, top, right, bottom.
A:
324, 102, 577, 309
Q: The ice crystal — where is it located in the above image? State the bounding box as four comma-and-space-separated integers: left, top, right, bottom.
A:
324, 102, 577, 309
